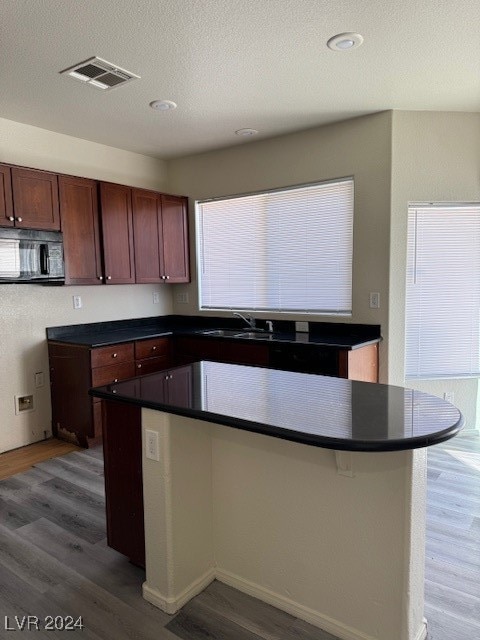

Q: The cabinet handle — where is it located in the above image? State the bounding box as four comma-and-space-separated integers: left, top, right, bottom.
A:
165, 275, 170, 280
112, 353, 118, 358
16, 217, 22, 222
8, 216, 14, 221
152, 346, 157, 351
161, 275, 166, 280
107, 276, 112, 280
137, 364, 142, 369
113, 378, 118, 383
98, 276, 104, 281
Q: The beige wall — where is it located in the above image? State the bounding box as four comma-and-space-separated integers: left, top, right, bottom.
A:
167, 111, 392, 382
390, 111, 480, 431
0, 117, 172, 452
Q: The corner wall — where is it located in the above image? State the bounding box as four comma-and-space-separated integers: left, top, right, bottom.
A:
390, 111, 480, 430
167, 111, 392, 382
0, 117, 172, 452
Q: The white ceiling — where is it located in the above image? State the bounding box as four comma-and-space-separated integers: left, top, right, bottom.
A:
1, 0, 479, 159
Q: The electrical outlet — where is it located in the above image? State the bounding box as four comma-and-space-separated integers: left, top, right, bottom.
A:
34, 372, 45, 388
145, 429, 160, 461
444, 391, 455, 404
152, 291, 161, 304
72, 295, 82, 309
176, 292, 189, 304
369, 292, 380, 309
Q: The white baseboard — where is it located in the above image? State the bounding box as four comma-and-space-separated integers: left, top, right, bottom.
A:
143, 566, 428, 640
142, 568, 215, 615
216, 568, 375, 640
414, 618, 428, 640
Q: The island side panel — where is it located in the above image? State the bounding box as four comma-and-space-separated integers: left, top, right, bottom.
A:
211, 426, 426, 640
142, 409, 215, 613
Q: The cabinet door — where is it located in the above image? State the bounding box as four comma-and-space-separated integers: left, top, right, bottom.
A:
0, 164, 14, 227
160, 194, 190, 283
132, 189, 162, 283
102, 400, 144, 567
59, 175, 103, 285
11, 167, 60, 230
100, 182, 135, 284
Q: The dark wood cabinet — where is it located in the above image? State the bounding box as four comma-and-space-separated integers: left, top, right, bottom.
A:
0, 162, 190, 285
59, 175, 103, 285
49, 337, 172, 447
174, 336, 269, 367
0, 164, 14, 226
49, 341, 136, 448
11, 167, 60, 230
102, 365, 192, 568
132, 189, 162, 283
99, 182, 135, 284
161, 194, 190, 283
132, 190, 190, 284
102, 400, 144, 567
175, 336, 377, 382
134, 336, 171, 374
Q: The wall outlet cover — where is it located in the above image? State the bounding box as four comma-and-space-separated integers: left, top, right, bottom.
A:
15, 394, 35, 415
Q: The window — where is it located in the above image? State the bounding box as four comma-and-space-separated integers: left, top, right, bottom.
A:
196, 177, 354, 314
405, 204, 480, 378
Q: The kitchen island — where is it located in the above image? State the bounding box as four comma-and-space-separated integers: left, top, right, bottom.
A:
90, 361, 463, 640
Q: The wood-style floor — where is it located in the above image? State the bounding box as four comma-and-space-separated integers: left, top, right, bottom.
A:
0, 435, 477, 639
425, 434, 480, 640
0, 439, 80, 479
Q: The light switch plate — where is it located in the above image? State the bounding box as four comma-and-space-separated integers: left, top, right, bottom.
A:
369, 292, 380, 309
295, 321, 309, 333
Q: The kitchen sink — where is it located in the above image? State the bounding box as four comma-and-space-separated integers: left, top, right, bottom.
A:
236, 333, 274, 340
200, 329, 274, 340
200, 329, 244, 337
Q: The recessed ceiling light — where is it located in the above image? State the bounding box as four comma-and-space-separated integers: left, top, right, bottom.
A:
150, 99, 177, 111
235, 128, 259, 137
327, 32, 364, 51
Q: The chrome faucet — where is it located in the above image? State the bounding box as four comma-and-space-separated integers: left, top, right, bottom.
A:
233, 312, 256, 330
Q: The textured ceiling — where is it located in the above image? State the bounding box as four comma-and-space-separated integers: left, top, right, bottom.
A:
1, 0, 479, 159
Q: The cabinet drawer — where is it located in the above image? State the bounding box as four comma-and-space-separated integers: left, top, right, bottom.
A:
135, 337, 170, 360
91, 362, 135, 387
91, 343, 134, 368
135, 355, 170, 375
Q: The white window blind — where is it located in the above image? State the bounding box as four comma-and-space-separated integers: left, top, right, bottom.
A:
196, 178, 353, 314
406, 204, 480, 378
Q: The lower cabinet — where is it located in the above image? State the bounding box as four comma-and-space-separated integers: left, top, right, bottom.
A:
102, 366, 192, 568
174, 337, 378, 382
173, 337, 270, 368
48, 337, 171, 447
102, 400, 144, 567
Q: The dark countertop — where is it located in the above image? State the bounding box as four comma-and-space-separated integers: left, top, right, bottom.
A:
89, 361, 464, 452
46, 315, 381, 350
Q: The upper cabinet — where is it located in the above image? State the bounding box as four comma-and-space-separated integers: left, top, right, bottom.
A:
161, 194, 190, 283
132, 189, 162, 283
11, 167, 60, 230
0, 165, 60, 230
99, 182, 136, 285
59, 175, 103, 285
133, 190, 190, 284
0, 165, 14, 226
0, 162, 190, 285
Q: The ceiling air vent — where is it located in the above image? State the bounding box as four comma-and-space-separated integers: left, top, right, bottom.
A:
60, 57, 140, 90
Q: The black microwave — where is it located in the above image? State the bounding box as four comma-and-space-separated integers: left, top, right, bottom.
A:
0, 228, 65, 284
